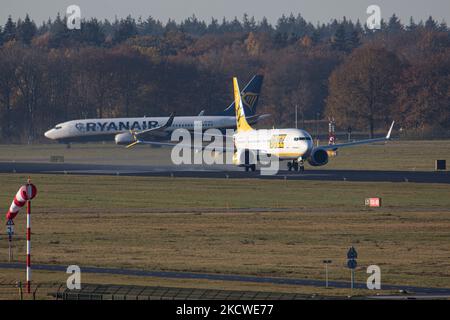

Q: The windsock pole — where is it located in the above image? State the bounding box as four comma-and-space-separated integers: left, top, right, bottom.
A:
5, 179, 37, 294
26, 180, 32, 294
8, 226, 12, 262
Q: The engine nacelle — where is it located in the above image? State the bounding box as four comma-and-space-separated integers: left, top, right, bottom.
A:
307, 148, 329, 166
115, 132, 134, 145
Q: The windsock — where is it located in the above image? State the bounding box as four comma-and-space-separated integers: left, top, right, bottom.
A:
5, 184, 37, 220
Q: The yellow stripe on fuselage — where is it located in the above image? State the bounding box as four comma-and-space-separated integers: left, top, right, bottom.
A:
273, 152, 304, 158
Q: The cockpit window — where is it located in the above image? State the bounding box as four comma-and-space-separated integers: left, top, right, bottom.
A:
54, 126, 62, 130
294, 137, 311, 141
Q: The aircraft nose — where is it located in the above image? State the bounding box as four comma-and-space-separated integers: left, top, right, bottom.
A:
44, 129, 54, 139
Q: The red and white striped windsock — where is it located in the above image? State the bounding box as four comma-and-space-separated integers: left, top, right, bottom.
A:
5, 184, 37, 220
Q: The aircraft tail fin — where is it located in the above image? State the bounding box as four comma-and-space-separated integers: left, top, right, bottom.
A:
233, 77, 253, 132
221, 74, 263, 116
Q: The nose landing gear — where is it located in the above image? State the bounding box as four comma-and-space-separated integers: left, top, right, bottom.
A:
287, 160, 304, 173
244, 164, 256, 172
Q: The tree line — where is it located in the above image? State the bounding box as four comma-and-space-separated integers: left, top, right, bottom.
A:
0, 13, 449, 142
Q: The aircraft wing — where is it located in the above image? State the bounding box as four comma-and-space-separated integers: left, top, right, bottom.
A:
246, 113, 271, 124
132, 113, 175, 140
127, 138, 235, 152
319, 121, 395, 151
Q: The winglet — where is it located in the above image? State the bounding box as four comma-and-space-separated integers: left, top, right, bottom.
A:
164, 112, 175, 128
386, 121, 395, 139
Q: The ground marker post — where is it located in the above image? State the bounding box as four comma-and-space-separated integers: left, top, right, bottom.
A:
323, 260, 332, 288
6, 219, 14, 262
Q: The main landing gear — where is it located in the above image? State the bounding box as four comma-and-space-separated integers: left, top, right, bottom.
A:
244, 164, 256, 172
287, 160, 304, 173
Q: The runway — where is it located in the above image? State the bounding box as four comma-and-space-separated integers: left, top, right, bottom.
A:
1, 263, 450, 295
0, 161, 449, 183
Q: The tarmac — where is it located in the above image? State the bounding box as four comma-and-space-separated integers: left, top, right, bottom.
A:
0, 161, 449, 183
1, 263, 450, 296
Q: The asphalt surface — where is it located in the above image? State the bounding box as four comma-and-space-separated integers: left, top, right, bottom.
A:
0, 161, 449, 183
1, 263, 450, 295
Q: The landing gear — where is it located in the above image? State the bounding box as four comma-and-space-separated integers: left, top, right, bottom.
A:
244, 164, 256, 172
288, 160, 304, 173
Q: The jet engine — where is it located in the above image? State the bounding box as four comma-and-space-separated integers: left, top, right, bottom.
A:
115, 132, 134, 145
307, 148, 329, 166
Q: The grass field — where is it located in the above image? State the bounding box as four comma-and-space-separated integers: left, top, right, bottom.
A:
0, 171, 449, 299
0, 139, 449, 171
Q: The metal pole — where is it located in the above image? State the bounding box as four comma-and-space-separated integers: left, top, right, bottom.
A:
18, 281, 23, 300
26, 182, 32, 294
295, 105, 298, 129
351, 269, 354, 290
8, 233, 12, 262
325, 264, 328, 288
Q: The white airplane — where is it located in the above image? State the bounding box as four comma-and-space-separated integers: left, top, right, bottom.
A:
44, 75, 267, 145
127, 77, 395, 172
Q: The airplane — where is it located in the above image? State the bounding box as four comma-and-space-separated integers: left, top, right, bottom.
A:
44, 75, 267, 144
126, 77, 395, 173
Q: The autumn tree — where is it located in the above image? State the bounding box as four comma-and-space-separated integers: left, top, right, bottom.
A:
394, 51, 450, 131
326, 45, 403, 137
0, 45, 20, 139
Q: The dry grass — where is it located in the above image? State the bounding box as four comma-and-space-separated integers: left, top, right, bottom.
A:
0, 173, 449, 299
0, 139, 449, 171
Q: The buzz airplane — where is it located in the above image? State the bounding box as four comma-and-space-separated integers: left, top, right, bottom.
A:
227, 77, 394, 172
44, 75, 266, 144
128, 77, 395, 172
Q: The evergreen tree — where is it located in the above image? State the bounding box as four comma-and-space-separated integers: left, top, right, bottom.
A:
242, 13, 256, 32
438, 20, 448, 32
258, 17, 272, 34
311, 27, 321, 44
49, 13, 70, 47
332, 24, 347, 51
229, 17, 243, 33
387, 14, 402, 32
3, 16, 17, 42
407, 16, 417, 31
17, 14, 37, 45
425, 16, 438, 30
207, 17, 219, 34
165, 19, 178, 33
80, 18, 105, 45
114, 16, 138, 43
346, 29, 360, 51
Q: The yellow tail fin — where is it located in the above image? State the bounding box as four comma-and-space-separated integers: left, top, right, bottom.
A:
233, 77, 253, 132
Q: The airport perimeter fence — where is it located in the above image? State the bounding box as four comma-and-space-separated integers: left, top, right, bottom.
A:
50, 283, 321, 300
0, 279, 321, 300
0, 279, 65, 300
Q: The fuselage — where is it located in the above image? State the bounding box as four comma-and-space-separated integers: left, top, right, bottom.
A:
234, 128, 314, 161
45, 115, 245, 143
